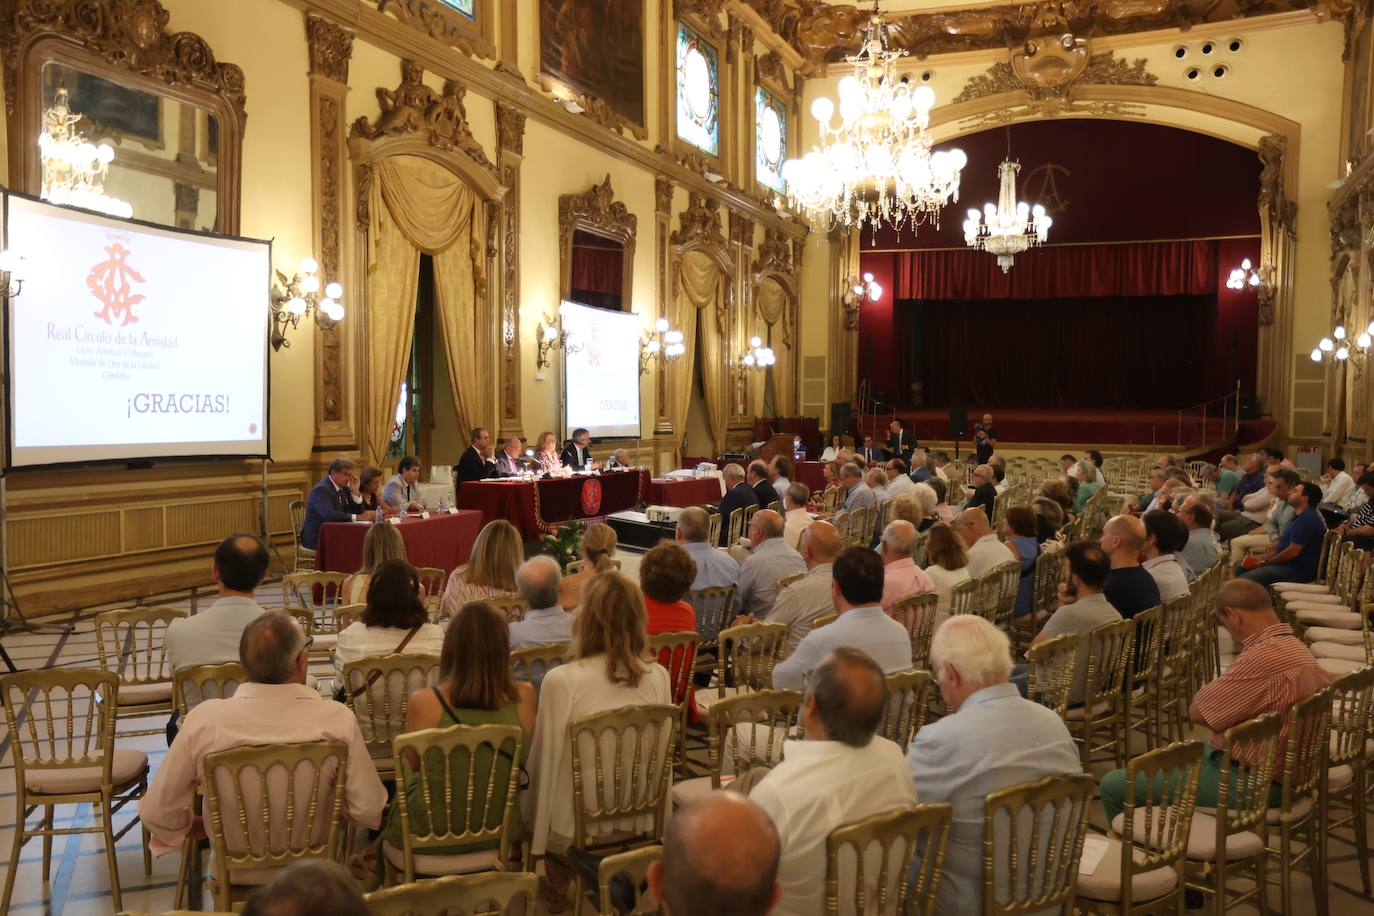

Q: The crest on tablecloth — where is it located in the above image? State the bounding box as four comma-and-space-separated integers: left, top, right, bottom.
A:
580, 478, 602, 515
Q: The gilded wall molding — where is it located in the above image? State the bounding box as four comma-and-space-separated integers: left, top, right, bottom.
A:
495, 100, 525, 155
305, 11, 353, 84
375, 0, 495, 59
352, 59, 494, 172
496, 100, 525, 440
558, 175, 637, 304
954, 51, 1157, 104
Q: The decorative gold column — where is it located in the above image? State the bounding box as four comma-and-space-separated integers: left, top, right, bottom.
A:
827, 226, 857, 435
729, 211, 755, 430
495, 101, 525, 442
1255, 134, 1297, 432
305, 13, 357, 453
653, 176, 676, 471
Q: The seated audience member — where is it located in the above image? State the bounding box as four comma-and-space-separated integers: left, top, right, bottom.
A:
762, 522, 842, 657
910, 448, 936, 484
1136, 468, 1167, 515
773, 548, 913, 688
560, 427, 597, 470
859, 435, 886, 464
166, 533, 269, 674
1212, 454, 1241, 505
1262, 445, 1294, 471
718, 463, 762, 546
820, 436, 844, 462
532, 430, 563, 473
886, 458, 916, 496
1099, 515, 1162, 619
526, 573, 672, 906
879, 520, 934, 615
932, 450, 957, 484
1011, 542, 1122, 703
954, 507, 1007, 578
333, 559, 445, 675
676, 506, 741, 593
1318, 457, 1356, 527
749, 460, 779, 509
511, 555, 573, 649
382, 455, 425, 512
1082, 450, 1107, 485
494, 436, 526, 476
964, 464, 997, 517
380, 600, 535, 867
1140, 510, 1191, 601
751, 648, 917, 914
241, 860, 369, 916
648, 793, 781, 916
1071, 460, 1099, 514
866, 468, 892, 510
357, 467, 398, 517
558, 522, 617, 609
439, 519, 521, 622
926, 477, 957, 522
1061, 454, 1078, 476
1177, 497, 1219, 578
454, 426, 500, 487
923, 522, 973, 620
840, 463, 877, 513
1099, 579, 1331, 823
640, 541, 699, 634
1039, 479, 1075, 521
1215, 456, 1273, 539
1230, 468, 1297, 559
1154, 477, 1193, 514
606, 447, 633, 470
1002, 506, 1041, 619
1032, 496, 1066, 543
898, 484, 940, 532
301, 457, 367, 550
1229, 452, 1267, 509
909, 615, 1081, 916
1239, 481, 1328, 586
781, 482, 815, 551
140, 612, 387, 855
341, 521, 406, 605
1337, 471, 1374, 549
769, 455, 793, 502
1328, 462, 1370, 526
737, 510, 807, 620
988, 456, 1009, 495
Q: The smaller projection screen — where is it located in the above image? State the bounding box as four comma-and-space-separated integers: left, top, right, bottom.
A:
560, 300, 642, 440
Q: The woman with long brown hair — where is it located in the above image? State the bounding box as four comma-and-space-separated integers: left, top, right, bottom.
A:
922, 521, 971, 621
439, 519, 522, 622
333, 559, 445, 675
557, 522, 617, 609
341, 521, 407, 605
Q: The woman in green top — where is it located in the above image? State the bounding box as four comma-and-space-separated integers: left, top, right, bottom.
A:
381, 599, 537, 857
1071, 459, 1099, 514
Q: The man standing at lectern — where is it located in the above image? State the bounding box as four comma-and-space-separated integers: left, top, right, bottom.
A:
561, 428, 598, 470
887, 420, 915, 464
455, 427, 500, 491
301, 458, 367, 550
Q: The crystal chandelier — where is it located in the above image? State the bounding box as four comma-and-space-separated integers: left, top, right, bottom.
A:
39, 87, 132, 219
963, 151, 1050, 273
740, 336, 775, 370
780, 1, 966, 233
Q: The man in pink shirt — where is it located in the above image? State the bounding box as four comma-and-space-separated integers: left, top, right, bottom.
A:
879, 519, 934, 615
139, 611, 388, 857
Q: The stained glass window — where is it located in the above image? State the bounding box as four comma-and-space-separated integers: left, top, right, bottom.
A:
755, 87, 787, 192
437, 0, 475, 20
676, 23, 719, 156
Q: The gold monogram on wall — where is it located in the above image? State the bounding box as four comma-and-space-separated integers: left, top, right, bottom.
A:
351, 59, 493, 172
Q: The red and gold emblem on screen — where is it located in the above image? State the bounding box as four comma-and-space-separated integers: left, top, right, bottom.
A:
87, 242, 145, 327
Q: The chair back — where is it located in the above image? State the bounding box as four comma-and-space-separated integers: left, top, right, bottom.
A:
704, 689, 803, 789
334, 603, 366, 631
1, 668, 118, 789
648, 631, 699, 712
597, 845, 662, 916
390, 724, 526, 880
365, 871, 538, 916
849, 505, 871, 548
1026, 633, 1078, 718
1330, 666, 1374, 769
812, 612, 839, 630
1158, 593, 1194, 677
685, 586, 737, 646
281, 571, 349, 634
882, 669, 932, 753
826, 803, 953, 916
727, 507, 747, 548
981, 773, 1095, 916
715, 622, 788, 695
201, 740, 349, 882
289, 498, 307, 542
340, 653, 441, 752
947, 577, 980, 618
708, 512, 723, 546
977, 561, 1021, 628
776, 571, 806, 592
892, 592, 939, 669
482, 594, 530, 624
1125, 604, 1163, 696
1276, 686, 1332, 812
94, 607, 184, 687
1031, 551, 1066, 619
568, 703, 679, 849
1315, 529, 1342, 585
1213, 714, 1283, 840
509, 642, 570, 694
1116, 740, 1205, 902
822, 485, 842, 513
1082, 618, 1135, 710
173, 662, 247, 719
415, 566, 447, 609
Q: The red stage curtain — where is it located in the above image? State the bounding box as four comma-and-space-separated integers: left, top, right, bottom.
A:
894, 240, 1217, 300
901, 295, 1212, 409
570, 247, 624, 296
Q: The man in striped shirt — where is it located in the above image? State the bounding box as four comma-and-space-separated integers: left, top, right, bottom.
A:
1100, 578, 1330, 822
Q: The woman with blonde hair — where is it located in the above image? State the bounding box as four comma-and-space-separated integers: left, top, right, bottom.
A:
533, 431, 562, 473
526, 572, 671, 907
1071, 460, 1100, 514
923, 521, 972, 620
341, 521, 407, 604
557, 522, 617, 609
439, 519, 522, 622
898, 483, 940, 532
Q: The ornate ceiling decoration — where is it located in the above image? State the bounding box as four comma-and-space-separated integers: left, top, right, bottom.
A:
350, 59, 493, 171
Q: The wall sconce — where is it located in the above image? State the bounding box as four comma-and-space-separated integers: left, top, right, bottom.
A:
1226, 258, 1261, 290
840, 272, 881, 331
536, 307, 580, 371
0, 250, 28, 300
738, 336, 775, 370
1311, 321, 1374, 376
269, 257, 344, 351
640, 316, 686, 374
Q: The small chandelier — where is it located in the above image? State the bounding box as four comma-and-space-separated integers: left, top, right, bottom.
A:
739, 336, 775, 370
640, 317, 685, 375
536, 304, 582, 371
269, 257, 344, 351
841, 272, 882, 330
962, 141, 1050, 273
1311, 321, 1374, 370
780, 1, 966, 233
39, 87, 132, 219
1227, 258, 1261, 290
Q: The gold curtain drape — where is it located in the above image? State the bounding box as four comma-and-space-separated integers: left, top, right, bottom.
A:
756, 278, 793, 416
365, 155, 484, 466
673, 250, 727, 455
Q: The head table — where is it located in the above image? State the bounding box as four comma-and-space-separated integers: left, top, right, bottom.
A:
315, 509, 486, 576
456, 469, 651, 541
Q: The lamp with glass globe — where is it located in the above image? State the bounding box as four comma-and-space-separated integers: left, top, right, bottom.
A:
1310, 320, 1374, 375
640, 315, 687, 374
269, 256, 345, 351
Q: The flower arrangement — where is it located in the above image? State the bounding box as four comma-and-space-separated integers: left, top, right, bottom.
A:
541, 521, 586, 573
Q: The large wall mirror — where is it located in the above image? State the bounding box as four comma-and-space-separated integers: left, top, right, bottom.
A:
559, 175, 636, 311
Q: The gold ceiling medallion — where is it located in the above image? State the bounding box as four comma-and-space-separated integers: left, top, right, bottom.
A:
350, 59, 493, 172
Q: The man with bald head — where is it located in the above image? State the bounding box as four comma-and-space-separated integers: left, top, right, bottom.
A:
751, 648, 916, 915
954, 507, 1007, 578
1099, 578, 1330, 823
964, 464, 997, 518
757, 521, 842, 656
736, 509, 806, 620
879, 519, 933, 616
649, 793, 781, 916
675, 505, 740, 594
780, 482, 815, 551
1099, 514, 1161, 619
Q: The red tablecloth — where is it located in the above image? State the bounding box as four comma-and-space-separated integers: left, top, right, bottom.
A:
315, 510, 485, 576
796, 461, 827, 492
457, 470, 649, 540
646, 477, 723, 507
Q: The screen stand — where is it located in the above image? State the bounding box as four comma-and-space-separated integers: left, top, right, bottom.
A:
0, 473, 34, 641
259, 459, 289, 576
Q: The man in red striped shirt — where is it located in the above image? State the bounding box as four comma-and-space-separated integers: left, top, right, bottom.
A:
1100, 578, 1330, 822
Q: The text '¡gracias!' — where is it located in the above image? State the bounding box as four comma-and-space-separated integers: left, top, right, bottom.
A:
127, 393, 231, 417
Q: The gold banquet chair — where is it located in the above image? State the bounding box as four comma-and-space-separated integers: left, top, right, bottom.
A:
672, 688, 802, 805
892, 592, 939, 670
280, 571, 349, 654
981, 773, 1096, 916
1026, 632, 1079, 721
482, 594, 530, 625
684, 585, 737, 678
0, 669, 151, 914
947, 577, 980, 619
415, 566, 447, 617
1065, 619, 1135, 770
648, 630, 699, 775
382, 723, 526, 884
333, 602, 366, 632
289, 498, 315, 573
94, 606, 184, 736
365, 871, 538, 916
882, 669, 933, 753
696, 621, 787, 713
340, 653, 442, 780
1122, 605, 1164, 752
201, 740, 351, 911
826, 803, 953, 916
1326, 665, 1374, 896
1263, 687, 1331, 916
812, 611, 839, 630
509, 642, 570, 696
593, 844, 662, 916
776, 570, 806, 592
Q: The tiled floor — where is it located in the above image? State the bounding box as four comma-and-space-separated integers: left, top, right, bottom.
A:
0, 585, 1371, 914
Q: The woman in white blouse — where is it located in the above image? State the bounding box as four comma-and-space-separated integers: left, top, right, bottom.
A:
1141, 509, 1191, 599
439, 519, 522, 622
333, 559, 445, 675
922, 522, 972, 621
341, 522, 406, 605
525, 571, 671, 909
820, 436, 844, 462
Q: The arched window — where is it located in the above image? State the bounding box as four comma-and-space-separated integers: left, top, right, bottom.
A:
438, 0, 476, 20
676, 22, 719, 156
755, 86, 787, 193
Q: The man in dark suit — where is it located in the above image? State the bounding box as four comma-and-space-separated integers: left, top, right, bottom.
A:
494, 436, 526, 476
886, 421, 916, 464
301, 457, 367, 550
859, 436, 886, 464
454, 427, 500, 492
716, 463, 760, 546
964, 464, 998, 519
561, 428, 597, 470
747, 460, 777, 508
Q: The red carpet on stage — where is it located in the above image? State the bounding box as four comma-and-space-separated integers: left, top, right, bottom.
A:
862, 408, 1257, 450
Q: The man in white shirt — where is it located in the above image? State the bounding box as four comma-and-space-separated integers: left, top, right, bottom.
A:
675, 507, 741, 595
648, 793, 781, 916
955, 508, 1010, 578
751, 647, 917, 916
768, 455, 793, 503
908, 616, 1080, 916
866, 468, 892, 507
780, 482, 814, 551
382, 455, 424, 512
754, 522, 840, 657
886, 459, 917, 496
736, 510, 806, 621
509, 556, 572, 649
989, 456, 1010, 495
773, 547, 913, 689
1140, 509, 1190, 601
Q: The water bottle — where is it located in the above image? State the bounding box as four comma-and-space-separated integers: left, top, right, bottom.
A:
375, 506, 383, 524
439, 494, 448, 513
